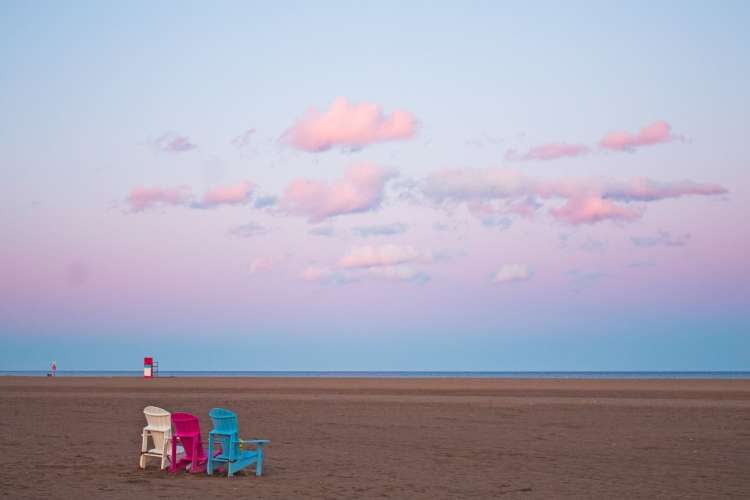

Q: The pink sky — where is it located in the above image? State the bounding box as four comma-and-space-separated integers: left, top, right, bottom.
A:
2, 2, 748, 371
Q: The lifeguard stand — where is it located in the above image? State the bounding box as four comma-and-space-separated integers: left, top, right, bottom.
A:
144, 357, 159, 378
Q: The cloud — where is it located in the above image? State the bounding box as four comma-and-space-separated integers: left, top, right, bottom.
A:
301, 266, 358, 285
127, 181, 261, 212
467, 198, 540, 228
472, 207, 512, 229
423, 168, 530, 202
126, 186, 192, 212
599, 178, 726, 202
506, 196, 544, 217
567, 269, 607, 284
579, 238, 608, 254
250, 256, 284, 274
282, 97, 416, 152
599, 121, 680, 152
303, 244, 431, 285
308, 226, 336, 237
280, 163, 397, 222
389, 177, 421, 204
199, 181, 254, 208
228, 222, 269, 238
301, 264, 428, 285
506, 143, 589, 162
480, 216, 512, 229
338, 244, 423, 269
550, 195, 643, 225
231, 129, 256, 149
631, 230, 691, 247
431, 249, 467, 262
422, 167, 726, 225
152, 132, 197, 153
254, 195, 278, 209
352, 223, 408, 238
367, 266, 430, 284
301, 266, 330, 282
493, 264, 532, 284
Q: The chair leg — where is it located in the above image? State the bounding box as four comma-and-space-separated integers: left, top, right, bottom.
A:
207, 435, 214, 475
139, 431, 148, 469
161, 434, 169, 470
169, 436, 178, 473
255, 447, 263, 476
191, 439, 199, 473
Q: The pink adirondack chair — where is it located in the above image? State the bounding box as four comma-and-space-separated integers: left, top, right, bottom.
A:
170, 412, 210, 473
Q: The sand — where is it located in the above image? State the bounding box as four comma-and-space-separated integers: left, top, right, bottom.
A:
1, 376, 749, 499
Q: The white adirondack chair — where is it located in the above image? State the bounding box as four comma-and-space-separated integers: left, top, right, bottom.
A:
139, 406, 183, 470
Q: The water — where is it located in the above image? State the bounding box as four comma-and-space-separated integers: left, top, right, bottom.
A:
2, 370, 750, 379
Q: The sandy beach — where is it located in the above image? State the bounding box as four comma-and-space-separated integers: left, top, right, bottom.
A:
1, 376, 749, 499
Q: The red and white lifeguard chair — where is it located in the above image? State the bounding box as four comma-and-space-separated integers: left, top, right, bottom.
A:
144, 357, 158, 378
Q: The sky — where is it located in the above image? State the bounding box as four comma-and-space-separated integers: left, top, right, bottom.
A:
1, 1, 749, 371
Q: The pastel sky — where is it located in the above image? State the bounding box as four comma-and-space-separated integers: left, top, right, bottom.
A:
2, 1, 749, 371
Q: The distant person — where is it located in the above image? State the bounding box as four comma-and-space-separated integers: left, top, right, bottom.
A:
51, 360, 57, 377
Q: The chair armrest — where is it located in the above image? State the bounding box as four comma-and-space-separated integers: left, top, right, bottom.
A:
238, 439, 270, 446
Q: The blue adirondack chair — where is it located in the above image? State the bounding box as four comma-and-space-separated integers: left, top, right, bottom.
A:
207, 407, 270, 477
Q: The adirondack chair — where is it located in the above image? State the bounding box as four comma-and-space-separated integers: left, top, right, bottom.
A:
139, 406, 183, 470
170, 412, 210, 473
207, 408, 270, 477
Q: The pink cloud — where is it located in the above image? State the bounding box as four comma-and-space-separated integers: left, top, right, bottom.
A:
126, 186, 192, 212
550, 195, 643, 225
282, 97, 416, 152
201, 181, 254, 207
506, 143, 589, 162
338, 244, 422, 269
599, 121, 680, 151
281, 163, 397, 222
127, 181, 263, 212
422, 167, 725, 225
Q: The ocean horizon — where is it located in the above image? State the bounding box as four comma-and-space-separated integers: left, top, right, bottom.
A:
2, 370, 750, 379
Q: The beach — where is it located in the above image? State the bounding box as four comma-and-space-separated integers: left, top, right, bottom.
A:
1, 377, 749, 499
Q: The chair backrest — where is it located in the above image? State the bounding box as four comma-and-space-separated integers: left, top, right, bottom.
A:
144, 406, 171, 429
171, 412, 206, 459
209, 407, 239, 434
208, 408, 241, 460
171, 412, 202, 436
143, 406, 171, 451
